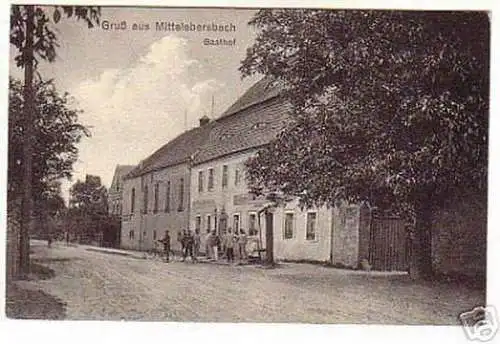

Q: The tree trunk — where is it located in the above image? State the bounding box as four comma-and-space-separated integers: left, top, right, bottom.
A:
408, 201, 434, 280
20, 5, 35, 276
265, 210, 274, 266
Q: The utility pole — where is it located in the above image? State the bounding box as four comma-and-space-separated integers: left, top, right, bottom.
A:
20, 5, 35, 275
183, 109, 187, 132
211, 95, 215, 117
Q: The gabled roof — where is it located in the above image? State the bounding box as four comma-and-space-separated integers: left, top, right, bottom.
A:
193, 78, 290, 165
109, 165, 135, 191
111, 165, 135, 183
125, 123, 213, 179
218, 76, 285, 118
115, 165, 136, 176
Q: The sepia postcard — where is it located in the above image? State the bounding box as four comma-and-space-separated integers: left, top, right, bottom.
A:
2, 1, 499, 344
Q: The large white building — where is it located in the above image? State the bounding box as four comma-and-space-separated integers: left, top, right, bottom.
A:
189, 78, 373, 266
120, 118, 212, 252
118, 77, 411, 270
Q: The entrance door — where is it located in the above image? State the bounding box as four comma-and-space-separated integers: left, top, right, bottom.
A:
265, 211, 274, 264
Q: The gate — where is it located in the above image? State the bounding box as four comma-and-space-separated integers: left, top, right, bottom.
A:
368, 214, 409, 271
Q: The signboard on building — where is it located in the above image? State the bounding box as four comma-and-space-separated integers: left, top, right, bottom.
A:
192, 199, 217, 209
233, 193, 267, 207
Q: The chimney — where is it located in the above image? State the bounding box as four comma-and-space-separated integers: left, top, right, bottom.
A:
199, 115, 210, 127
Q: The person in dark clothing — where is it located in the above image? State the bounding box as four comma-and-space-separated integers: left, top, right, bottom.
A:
159, 230, 171, 262
182, 230, 195, 262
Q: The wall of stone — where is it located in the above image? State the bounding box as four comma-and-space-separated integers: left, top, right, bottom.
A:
331, 204, 360, 268
431, 189, 487, 278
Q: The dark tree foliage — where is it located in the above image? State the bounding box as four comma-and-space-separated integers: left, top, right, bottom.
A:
10, 5, 100, 275
69, 175, 108, 214
67, 175, 111, 244
10, 5, 100, 67
8, 77, 90, 206
242, 10, 489, 215
241, 10, 489, 277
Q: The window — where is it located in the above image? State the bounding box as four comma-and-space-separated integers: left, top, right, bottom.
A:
143, 231, 147, 238
234, 168, 241, 186
208, 168, 214, 191
198, 171, 204, 193
143, 185, 149, 214
195, 215, 201, 232
165, 181, 171, 212
284, 212, 294, 239
248, 213, 257, 236
233, 214, 240, 233
129, 230, 135, 240
178, 178, 184, 212
206, 215, 212, 233
153, 230, 157, 240
222, 165, 228, 188
154, 182, 159, 213
306, 212, 317, 241
131, 188, 136, 213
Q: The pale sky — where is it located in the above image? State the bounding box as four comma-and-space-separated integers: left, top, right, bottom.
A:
9, 6, 260, 199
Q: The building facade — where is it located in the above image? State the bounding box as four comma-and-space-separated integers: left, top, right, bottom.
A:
120, 120, 212, 252
114, 76, 485, 277
108, 165, 135, 216
189, 78, 372, 266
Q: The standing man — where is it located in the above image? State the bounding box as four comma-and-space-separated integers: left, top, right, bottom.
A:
205, 230, 213, 259
183, 230, 195, 262
159, 230, 171, 262
238, 229, 248, 262
177, 230, 185, 259
224, 228, 236, 263
193, 229, 201, 262
210, 230, 219, 261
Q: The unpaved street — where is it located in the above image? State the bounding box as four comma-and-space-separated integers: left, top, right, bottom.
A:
10, 241, 484, 324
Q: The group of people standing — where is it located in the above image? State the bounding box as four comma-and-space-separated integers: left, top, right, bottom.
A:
154, 229, 201, 262
177, 229, 201, 262
205, 228, 248, 263
154, 227, 248, 263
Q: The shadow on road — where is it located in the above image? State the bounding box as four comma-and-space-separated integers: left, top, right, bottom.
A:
5, 257, 68, 320
28, 262, 57, 280
5, 283, 66, 320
